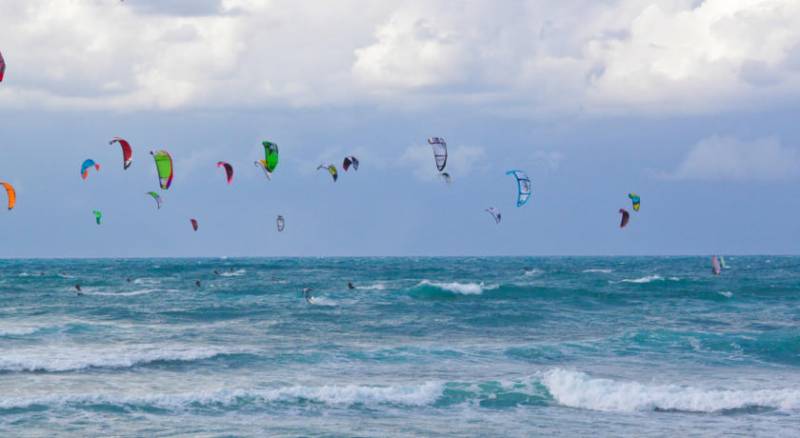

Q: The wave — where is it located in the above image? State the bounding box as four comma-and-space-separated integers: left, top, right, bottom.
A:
0, 382, 444, 412
617, 275, 680, 284
88, 288, 161, 297
308, 296, 337, 307
523, 269, 542, 277
541, 368, 800, 413
219, 269, 246, 277
718, 291, 734, 298
582, 268, 613, 274
0, 345, 241, 373
356, 283, 387, 291
415, 280, 498, 295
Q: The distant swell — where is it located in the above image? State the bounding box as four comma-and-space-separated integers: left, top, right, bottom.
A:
541, 368, 800, 413
0, 346, 240, 373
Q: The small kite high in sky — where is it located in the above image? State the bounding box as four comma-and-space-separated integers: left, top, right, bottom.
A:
217, 161, 234, 184
317, 164, 338, 182
150, 150, 173, 190
80, 159, 101, 180
146, 191, 162, 209
506, 170, 531, 207
255, 141, 279, 179
0, 50, 5, 82
276, 215, 285, 232
1, 182, 15, 210
619, 208, 630, 228
427, 137, 447, 172
190, 218, 199, 231
92, 210, 102, 225
343, 156, 359, 172
628, 193, 641, 212
485, 207, 501, 224
109, 137, 133, 170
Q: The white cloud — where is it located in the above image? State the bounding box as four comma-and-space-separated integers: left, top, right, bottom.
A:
1, 0, 799, 115
401, 142, 486, 182
666, 135, 800, 181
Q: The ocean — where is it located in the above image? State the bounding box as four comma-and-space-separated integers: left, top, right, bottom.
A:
0, 257, 798, 437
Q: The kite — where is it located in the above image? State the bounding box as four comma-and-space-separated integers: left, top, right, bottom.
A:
109, 137, 133, 170
485, 207, 501, 224
93, 210, 102, 225
276, 215, 285, 232
506, 170, 531, 207
146, 191, 162, 209
440, 172, 452, 184
628, 193, 641, 212
427, 137, 447, 171
150, 150, 173, 190
0, 50, 5, 82
317, 164, 338, 182
619, 208, 630, 228
217, 161, 234, 184
190, 218, 198, 231
1, 182, 15, 210
343, 156, 359, 172
80, 159, 101, 180
711, 256, 721, 276
255, 141, 279, 179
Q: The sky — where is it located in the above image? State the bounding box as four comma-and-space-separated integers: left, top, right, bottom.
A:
1, 0, 799, 258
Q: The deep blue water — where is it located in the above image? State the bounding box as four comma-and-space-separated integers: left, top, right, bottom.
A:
0, 257, 798, 436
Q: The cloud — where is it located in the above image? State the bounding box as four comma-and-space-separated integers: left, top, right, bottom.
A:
666, 135, 800, 181
401, 142, 486, 182
1, 0, 800, 115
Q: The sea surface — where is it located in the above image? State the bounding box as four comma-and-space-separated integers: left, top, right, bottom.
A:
0, 257, 798, 437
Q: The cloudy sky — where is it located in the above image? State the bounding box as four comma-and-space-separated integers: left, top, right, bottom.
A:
1, 0, 799, 257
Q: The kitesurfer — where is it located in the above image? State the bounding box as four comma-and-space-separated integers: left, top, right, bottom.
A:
303, 287, 313, 303
348, 282, 355, 290
195, 280, 201, 288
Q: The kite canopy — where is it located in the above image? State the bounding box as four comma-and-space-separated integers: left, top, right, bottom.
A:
628, 193, 641, 212
146, 191, 162, 209
150, 150, 173, 190
261, 141, 279, 173
427, 137, 447, 171
343, 156, 359, 172
109, 137, 133, 170
93, 210, 102, 225
190, 218, 198, 231
619, 208, 630, 228
217, 161, 234, 184
276, 215, 285, 232
1, 182, 15, 210
711, 256, 721, 275
506, 170, 531, 207
0, 50, 5, 82
485, 207, 501, 224
80, 159, 100, 180
317, 164, 338, 182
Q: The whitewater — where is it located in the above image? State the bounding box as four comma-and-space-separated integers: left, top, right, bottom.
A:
1, 257, 798, 436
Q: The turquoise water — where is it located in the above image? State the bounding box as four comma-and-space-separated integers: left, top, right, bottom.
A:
0, 257, 798, 436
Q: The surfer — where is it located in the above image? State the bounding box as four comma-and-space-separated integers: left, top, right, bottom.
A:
74, 284, 83, 296
195, 280, 202, 288
214, 270, 220, 276
126, 278, 132, 283
348, 281, 355, 290
303, 287, 313, 303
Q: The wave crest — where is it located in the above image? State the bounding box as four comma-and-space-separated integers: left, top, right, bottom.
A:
541, 368, 800, 413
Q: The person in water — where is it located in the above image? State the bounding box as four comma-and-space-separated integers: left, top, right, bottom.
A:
214, 270, 220, 276
195, 280, 201, 288
348, 282, 355, 290
74, 284, 83, 296
126, 278, 132, 283
303, 288, 313, 303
